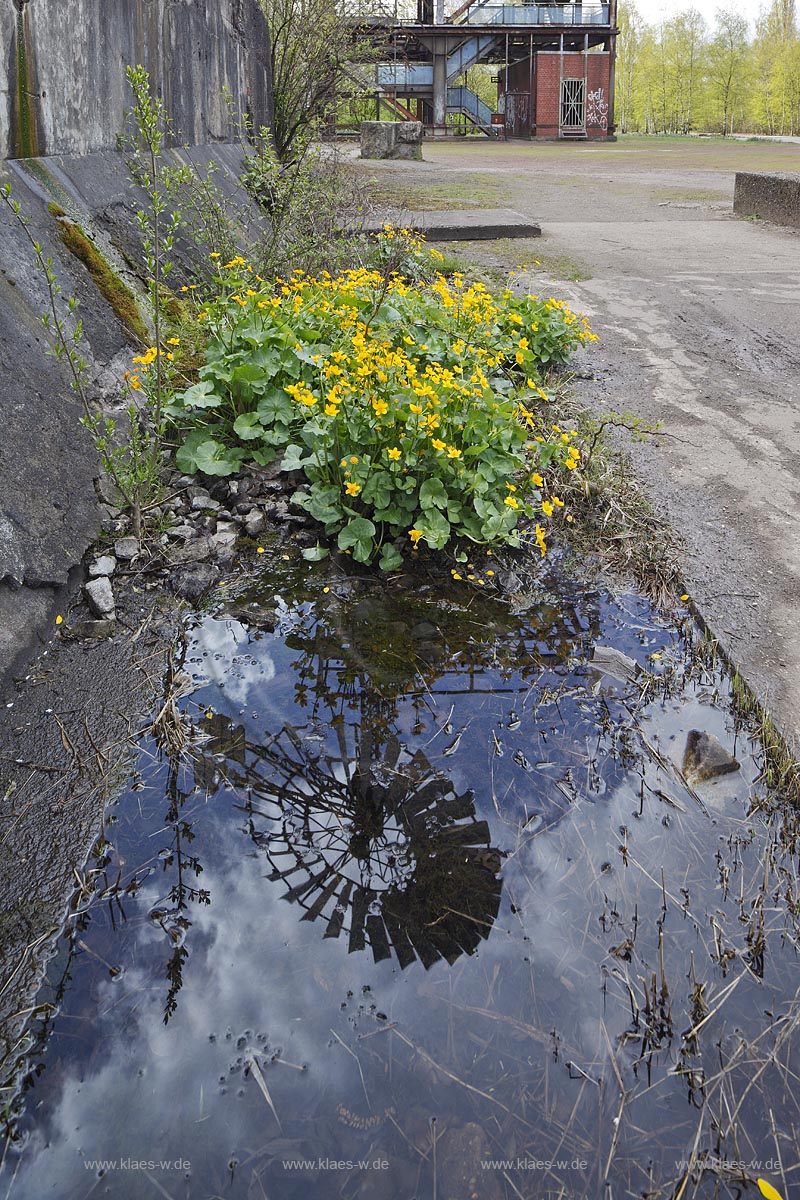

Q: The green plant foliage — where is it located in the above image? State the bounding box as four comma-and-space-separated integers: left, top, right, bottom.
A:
165, 228, 596, 567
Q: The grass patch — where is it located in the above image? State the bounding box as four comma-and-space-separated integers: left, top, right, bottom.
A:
731, 668, 800, 807
457, 239, 592, 284
531, 252, 592, 282
361, 172, 506, 212
650, 186, 728, 203
540, 397, 682, 603
53, 215, 148, 345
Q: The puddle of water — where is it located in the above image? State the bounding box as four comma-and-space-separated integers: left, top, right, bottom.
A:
2, 557, 798, 1200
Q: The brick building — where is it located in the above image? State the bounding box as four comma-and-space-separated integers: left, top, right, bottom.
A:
499, 46, 613, 138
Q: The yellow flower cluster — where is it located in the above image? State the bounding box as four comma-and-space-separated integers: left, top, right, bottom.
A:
285, 382, 317, 407
173, 244, 596, 563
125, 342, 179, 391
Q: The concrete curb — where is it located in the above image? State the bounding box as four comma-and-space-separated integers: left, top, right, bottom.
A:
361, 208, 541, 241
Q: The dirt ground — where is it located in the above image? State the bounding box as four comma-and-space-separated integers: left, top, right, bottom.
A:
355, 135, 800, 745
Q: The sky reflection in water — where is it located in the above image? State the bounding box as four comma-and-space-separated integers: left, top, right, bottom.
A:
3, 569, 797, 1200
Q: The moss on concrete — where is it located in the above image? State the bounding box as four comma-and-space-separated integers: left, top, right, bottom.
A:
54, 218, 149, 345
13, 6, 40, 159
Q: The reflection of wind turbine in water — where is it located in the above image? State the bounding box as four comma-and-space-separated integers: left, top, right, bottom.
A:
199, 714, 503, 969
193, 579, 608, 968
191, 580, 606, 967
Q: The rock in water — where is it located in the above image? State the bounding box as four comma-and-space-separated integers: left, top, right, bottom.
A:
682, 730, 740, 783
83, 576, 116, 620
591, 644, 641, 685
436, 1123, 503, 1200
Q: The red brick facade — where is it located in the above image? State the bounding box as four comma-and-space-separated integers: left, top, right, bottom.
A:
499, 50, 612, 138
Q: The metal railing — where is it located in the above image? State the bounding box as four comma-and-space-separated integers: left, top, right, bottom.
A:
376, 63, 434, 87
459, 4, 610, 25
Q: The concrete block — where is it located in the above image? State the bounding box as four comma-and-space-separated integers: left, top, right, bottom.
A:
734, 172, 800, 229
360, 121, 422, 161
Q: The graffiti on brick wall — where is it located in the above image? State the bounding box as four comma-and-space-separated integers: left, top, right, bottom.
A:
587, 87, 608, 129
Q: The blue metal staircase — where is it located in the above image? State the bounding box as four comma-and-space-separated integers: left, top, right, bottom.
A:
447, 86, 494, 128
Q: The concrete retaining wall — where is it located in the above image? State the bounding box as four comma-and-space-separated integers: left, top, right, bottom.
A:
1, 0, 272, 159
734, 172, 800, 229
0, 142, 267, 680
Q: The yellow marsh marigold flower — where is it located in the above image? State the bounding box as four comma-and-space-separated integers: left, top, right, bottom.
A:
446, 447, 461, 459
387, 447, 402, 460
552, 496, 564, 508
345, 482, 361, 496
504, 496, 519, 509
535, 525, 547, 556
408, 529, 424, 547
373, 400, 388, 417
531, 473, 544, 488
431, 438, 446, 452
542, 500, 554, 517
349, 456, 359, 465
409, 403, 422, 415
167, 337, 180, 346
210, 252, 221, 259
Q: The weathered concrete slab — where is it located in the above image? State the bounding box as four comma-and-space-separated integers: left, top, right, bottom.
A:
0, 144, 269, 682
363, 208, 541, 241
734, 171, 800, 228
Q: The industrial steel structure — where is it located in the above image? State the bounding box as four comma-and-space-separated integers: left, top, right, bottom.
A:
353, 0, 617, 138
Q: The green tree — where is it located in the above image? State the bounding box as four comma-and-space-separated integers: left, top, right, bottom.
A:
258, 0, 378, 157
708, 9, 750, 134
616, 1, 646, 132
753, 0, 799, 133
